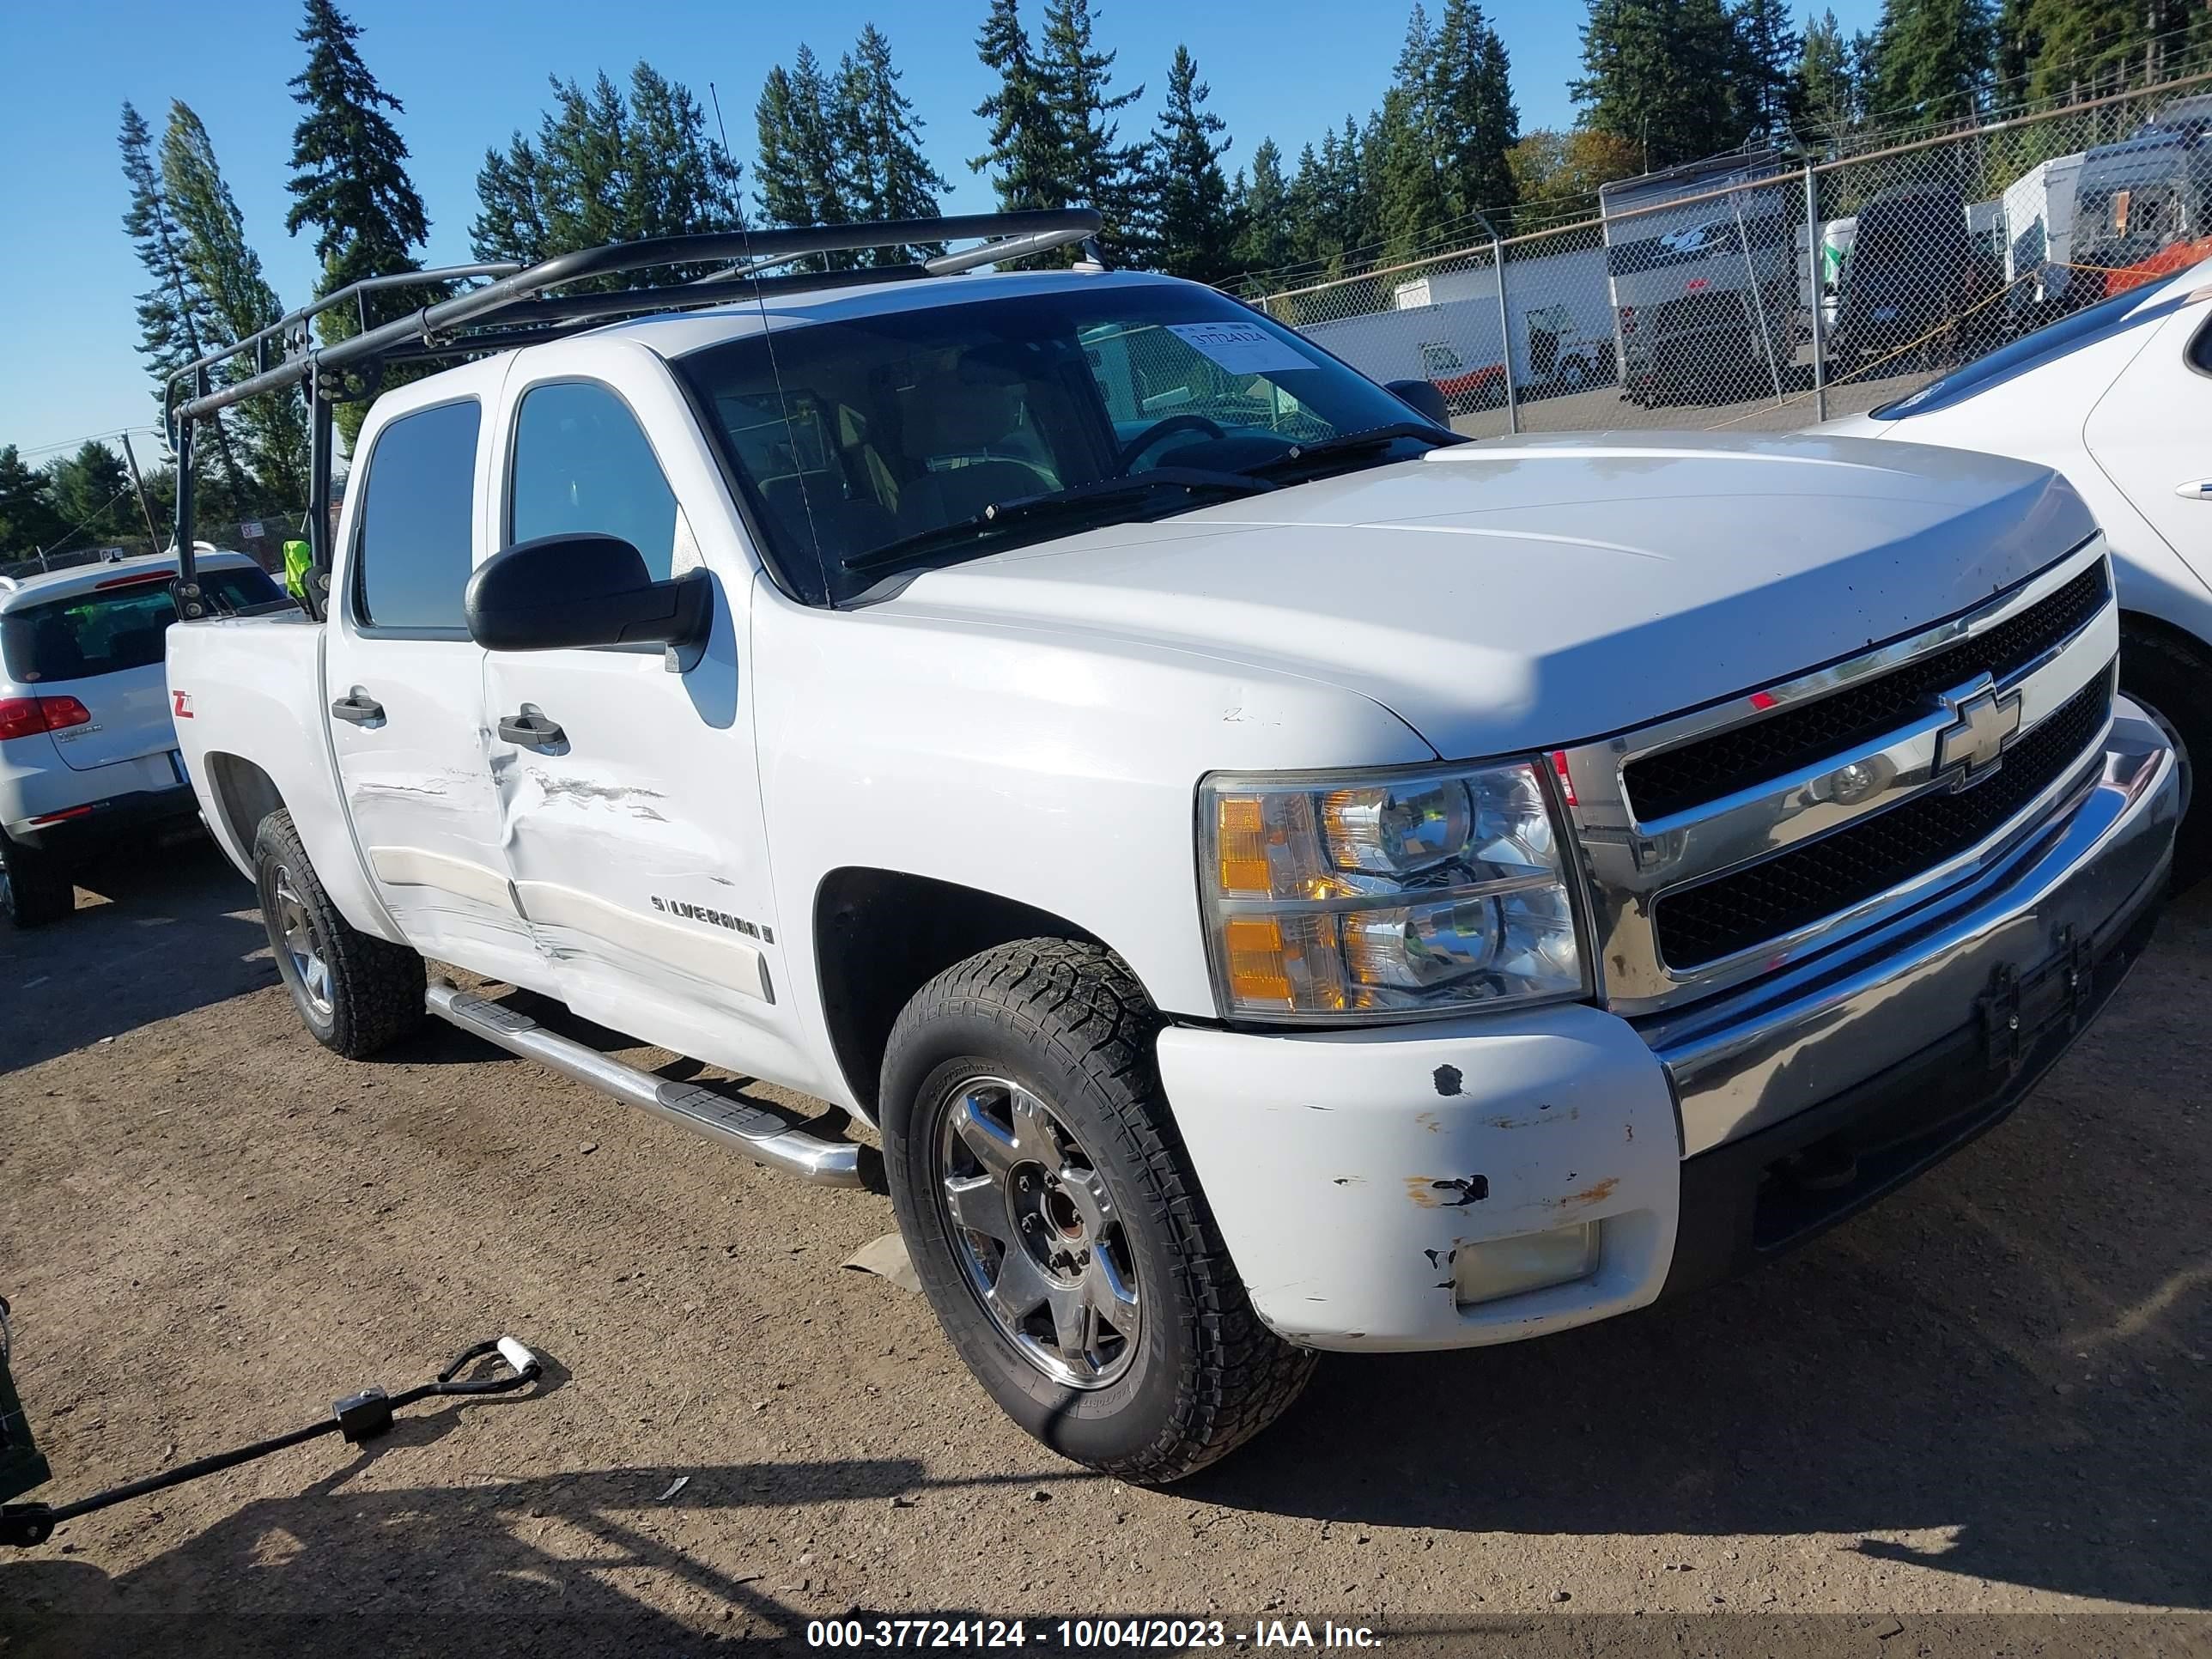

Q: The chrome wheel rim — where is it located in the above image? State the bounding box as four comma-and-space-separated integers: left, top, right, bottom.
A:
271, 866, 333, 1018
934, 1076, 1140, 1390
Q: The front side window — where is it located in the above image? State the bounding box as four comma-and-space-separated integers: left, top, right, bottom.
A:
354, 399, 481, 632
508, 380, 679, 579
677, 283, 1443, 603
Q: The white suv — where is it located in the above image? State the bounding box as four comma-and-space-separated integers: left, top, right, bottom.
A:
0, 548, 281, 926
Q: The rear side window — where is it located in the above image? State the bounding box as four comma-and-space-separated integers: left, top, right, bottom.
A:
1, 567, 280, 684
354, 400, 481, 631
507, 381, 679, 579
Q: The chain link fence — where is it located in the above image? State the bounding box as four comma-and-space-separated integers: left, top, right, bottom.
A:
1242, 69, 2212, 441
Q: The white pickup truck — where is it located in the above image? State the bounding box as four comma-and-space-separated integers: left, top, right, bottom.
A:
161, 215, 2181, 1483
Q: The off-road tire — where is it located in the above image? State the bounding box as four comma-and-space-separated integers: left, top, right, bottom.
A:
2120, 623, 2209, 887
252, 809, 425, 1057
881, 939, 1315, 1484
0, 831, 73, 929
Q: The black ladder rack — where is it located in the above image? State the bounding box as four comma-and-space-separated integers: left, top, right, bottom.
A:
162, 209, 1105, 611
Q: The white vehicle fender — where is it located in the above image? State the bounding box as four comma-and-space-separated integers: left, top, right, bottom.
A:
167, 616, 402, 945
751, 593, 1437, 1031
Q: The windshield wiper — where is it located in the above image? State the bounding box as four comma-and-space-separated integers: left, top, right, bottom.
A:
1242, 421, 1470, 480
841, 467, 1276, 576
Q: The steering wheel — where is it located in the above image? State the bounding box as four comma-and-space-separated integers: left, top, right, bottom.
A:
1115, 413, 1227, 473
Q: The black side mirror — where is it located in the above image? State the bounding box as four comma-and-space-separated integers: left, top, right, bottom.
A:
465, 533, 710, 668
1383, 378, 1452, 427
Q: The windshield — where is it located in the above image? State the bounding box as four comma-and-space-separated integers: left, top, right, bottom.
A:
1, 566, 281, 684
673, 281, 1444, 603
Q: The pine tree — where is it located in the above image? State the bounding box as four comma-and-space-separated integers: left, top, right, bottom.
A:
625, 63, 744, 241
1370, 6, 1451, 260
1141, 45, 1236, 281
1432, 0, 1520, 225
161, 100, 308, 506
285, 0, 427, 298
1994, 0, 2041, 94
1732, 0, 1803, 142
2021, 0, 2203, 100
1798, 9, 1860, 141
471, 64, 740, 276
0, 446, 66, 561
470, 131, 550, 265
1335, 113, 1380, 258
1041, 0, 1146, 247
972, 0, 1066, 213
834, 27, 951, 263
757, 47, 855, 270
1233, 137, 1293, 275
537, 73, 634, 258
46, 442, 134, 548
1861, 0, 1996, 126
119, 100, 249, 501
1572, 0, 1747, 171
285, 0, 432, 442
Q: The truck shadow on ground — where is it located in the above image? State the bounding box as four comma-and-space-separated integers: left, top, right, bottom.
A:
1195, 887, 2212, 1610
0, 1454, 1052, 1657
0, 842, 273, 1075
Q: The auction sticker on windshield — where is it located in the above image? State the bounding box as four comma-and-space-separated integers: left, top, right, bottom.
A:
1164, 320, 1310, 376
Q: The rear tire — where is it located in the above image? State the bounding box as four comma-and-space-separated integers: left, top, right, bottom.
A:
0, 832, 73, 929
881, 939, 1315, 1484
252, 809, 425, 1056
2120, 623, 2209, 888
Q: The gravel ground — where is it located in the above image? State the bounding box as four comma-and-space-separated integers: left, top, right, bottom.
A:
3, 844, 2211, 1657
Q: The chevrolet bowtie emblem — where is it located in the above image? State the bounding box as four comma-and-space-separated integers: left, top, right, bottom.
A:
1935, 681, 2024, 787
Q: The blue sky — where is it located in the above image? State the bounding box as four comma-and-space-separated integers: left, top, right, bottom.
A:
0, 0, 1881, 456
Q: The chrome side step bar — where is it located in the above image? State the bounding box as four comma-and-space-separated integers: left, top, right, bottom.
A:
426, 981, 864, 1187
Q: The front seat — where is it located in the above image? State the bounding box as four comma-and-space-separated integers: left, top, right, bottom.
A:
895, 369, 1049, 535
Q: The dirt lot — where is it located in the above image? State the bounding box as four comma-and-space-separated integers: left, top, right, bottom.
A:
4, 845, 2212, 1657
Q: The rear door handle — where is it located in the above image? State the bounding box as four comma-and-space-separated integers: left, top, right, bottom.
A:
497, 710, 566, 750
2176, 479, 2212, 502
331, 692, 384, 726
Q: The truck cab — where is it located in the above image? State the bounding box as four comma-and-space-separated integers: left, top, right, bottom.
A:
160, 213, 2181, 1484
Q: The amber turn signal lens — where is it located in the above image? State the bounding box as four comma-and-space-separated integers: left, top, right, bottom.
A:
1215, 795, 1272, 894
1222, 916, 1291, 1006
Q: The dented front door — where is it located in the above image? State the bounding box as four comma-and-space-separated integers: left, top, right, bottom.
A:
479, 361, 799, 1081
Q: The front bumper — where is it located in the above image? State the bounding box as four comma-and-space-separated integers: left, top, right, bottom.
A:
1158, 710, 2179, 1352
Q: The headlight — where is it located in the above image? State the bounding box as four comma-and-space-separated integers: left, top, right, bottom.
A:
1201, 761, 1585, 1020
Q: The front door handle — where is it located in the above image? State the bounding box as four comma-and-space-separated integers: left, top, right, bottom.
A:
2176, 479, 2212, 502
331, 692, 384, 726
497, 709, 566, 750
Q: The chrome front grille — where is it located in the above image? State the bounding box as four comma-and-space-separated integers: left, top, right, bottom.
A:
1557, 539, 2119, 1015
1622, 562, 2110, 822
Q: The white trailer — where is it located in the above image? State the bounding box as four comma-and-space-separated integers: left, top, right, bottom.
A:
1599, 149, 1797, 402
2002, 154, 2085, 307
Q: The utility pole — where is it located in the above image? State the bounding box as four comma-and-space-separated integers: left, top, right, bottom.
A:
119, 431, 161, 550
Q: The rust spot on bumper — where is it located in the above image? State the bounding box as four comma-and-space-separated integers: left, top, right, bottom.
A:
1556, 1176, 1620, 1207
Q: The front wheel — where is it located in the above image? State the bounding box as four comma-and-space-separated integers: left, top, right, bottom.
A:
2120, 624, 2209, 888
252, 809, 426, 1056
882, 939, 1315, 1483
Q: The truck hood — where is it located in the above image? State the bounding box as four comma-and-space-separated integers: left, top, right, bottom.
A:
884, 430, 2094, 759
